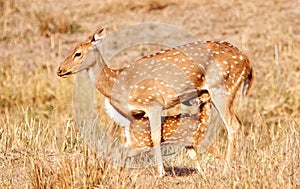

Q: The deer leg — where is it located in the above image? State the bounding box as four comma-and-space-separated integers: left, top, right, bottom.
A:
224, 111, 240, 165
209, 93, 240, 169
148, 105, 165, 177
185, 146, 201, 173
207, 146, 225, 163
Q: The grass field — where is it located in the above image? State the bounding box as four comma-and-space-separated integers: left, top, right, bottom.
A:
1, 0, 300, 188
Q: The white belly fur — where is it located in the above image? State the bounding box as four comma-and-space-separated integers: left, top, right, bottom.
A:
104, 98, 132, 147
104, 98, 131, 127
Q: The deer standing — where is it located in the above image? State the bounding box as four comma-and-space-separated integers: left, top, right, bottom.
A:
57, 28, 253, 176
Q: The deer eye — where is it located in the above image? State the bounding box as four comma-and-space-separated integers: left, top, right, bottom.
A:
74, 52, 82, 57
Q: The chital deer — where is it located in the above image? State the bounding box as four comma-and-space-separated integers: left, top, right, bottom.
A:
57, 28, 253, 176
117, 93, 212, 172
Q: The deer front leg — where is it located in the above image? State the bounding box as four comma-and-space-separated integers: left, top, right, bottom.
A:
148, 105, 165, 177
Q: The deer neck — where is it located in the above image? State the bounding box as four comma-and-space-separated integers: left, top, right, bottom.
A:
94, 51, 123, 99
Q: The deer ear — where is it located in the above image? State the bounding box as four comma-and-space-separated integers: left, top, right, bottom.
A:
91, 28, 106, 43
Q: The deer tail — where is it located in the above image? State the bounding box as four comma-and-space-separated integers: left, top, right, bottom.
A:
242, 67, 254, 96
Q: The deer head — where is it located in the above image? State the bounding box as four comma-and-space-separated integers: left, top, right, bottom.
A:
57, 28, 106, 77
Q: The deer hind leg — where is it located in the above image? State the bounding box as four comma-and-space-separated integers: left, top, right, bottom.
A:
148, 105, 165, 177
185, 146, 202, 173
209, 92, 240, 168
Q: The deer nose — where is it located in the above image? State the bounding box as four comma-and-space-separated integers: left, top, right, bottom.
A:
57, 68, 63, 76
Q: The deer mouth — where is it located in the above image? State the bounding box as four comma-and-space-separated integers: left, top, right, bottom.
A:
57, 69, 73, 77
62, 71, 73, 77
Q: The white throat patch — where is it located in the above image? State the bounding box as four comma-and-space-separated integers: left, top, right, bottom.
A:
87, 68, 96, 85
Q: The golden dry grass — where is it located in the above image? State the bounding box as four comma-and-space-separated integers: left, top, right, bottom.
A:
1, 0, 300, 188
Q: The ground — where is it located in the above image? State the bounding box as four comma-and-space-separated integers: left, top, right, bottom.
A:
0, 0, 299, 188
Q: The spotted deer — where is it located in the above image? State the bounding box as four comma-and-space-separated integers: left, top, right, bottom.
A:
115, 92, 213, 172
57, 28, 253, 176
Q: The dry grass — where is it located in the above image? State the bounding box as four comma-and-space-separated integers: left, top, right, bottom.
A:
1, 0, 300, 188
